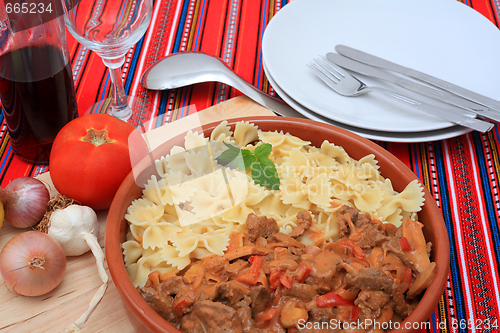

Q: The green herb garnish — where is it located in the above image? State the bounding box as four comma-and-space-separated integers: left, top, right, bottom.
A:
216, 142, 280, 190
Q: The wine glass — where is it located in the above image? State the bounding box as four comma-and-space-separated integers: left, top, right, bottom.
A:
62, 0, 153, 121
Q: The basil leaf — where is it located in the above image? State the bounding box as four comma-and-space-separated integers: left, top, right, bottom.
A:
215, 142, 280, 190
253, 143, 272, 159
241, 149, 256, 170
216, 142, 245, 171
251, 143, 280, 190
251, 158, 280, 190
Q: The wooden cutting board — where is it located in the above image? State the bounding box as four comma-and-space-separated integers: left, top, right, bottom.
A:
0, 96, 275, 333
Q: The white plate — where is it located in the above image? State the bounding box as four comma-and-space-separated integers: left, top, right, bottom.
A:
262, 0, 500, 132
263, 61, 471, 142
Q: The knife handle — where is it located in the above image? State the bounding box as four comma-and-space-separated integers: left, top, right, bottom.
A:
375, 88, 493, 133
408, 70, 500, 112
336, 44, 500, 113
395, 79, 475, 116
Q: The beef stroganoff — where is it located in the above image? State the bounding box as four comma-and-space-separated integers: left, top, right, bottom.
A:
121, 120, 432, 332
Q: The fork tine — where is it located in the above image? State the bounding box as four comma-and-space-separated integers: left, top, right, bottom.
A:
309, 62, 338, 88
311, 57, 341, 84
316, 55, 347, 80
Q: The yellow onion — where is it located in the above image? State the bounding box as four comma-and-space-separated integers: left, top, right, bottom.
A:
0, 231, 66, 296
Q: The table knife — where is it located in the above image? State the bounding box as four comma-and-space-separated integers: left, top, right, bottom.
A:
325, 52, 500, 123
335, 44, 500, 115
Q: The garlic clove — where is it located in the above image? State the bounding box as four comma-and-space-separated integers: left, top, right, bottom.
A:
48, 205, 99, 256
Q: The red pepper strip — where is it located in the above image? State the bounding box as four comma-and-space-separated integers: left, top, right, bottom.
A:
351, 305, 360, 321
254, 308, 277, 323
294, 262, 312, 283
400, 236, 412, 251
280, 271, 293, 289
269, 269, 283, 289
401, 267, 412, 293
341, 241, 366, 258
315, 292, 355, 308
237, 255, 264, 285
173, 298, 192, 316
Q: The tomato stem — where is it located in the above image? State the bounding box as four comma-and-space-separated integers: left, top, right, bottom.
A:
83, 128, 114, 147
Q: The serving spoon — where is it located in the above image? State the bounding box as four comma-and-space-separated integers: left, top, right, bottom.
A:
141, 52, 306, 118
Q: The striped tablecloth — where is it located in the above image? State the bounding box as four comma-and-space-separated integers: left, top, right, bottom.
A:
1, 0, 499, 332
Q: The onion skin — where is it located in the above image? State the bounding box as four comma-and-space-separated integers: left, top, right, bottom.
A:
0, 231, 67, 296
0, 177, 50, 228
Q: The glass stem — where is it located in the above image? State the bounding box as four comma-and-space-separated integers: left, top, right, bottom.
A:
102, 56, 131, 120
110, 66, 129, 109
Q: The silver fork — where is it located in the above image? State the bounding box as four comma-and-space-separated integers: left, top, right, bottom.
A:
310, 56, 494, 133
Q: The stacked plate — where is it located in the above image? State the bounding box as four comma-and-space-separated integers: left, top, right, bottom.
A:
262, 0, 500, 142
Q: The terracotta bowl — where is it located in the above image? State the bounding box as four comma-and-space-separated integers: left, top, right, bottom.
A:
106, 116, 450, 333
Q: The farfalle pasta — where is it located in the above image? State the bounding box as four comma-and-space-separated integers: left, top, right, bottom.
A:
122, 120, 425, 288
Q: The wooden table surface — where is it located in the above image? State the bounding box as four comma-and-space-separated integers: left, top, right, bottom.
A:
0, 97, 275, 333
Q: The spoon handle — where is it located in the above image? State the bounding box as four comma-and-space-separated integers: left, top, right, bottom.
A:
225, 72, 307, 118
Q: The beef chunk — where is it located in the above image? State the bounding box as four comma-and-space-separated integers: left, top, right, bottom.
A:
288, 210, 313, 238
246, 213, 280, 243
346, 267, 395, 292
355, 223, 389, 248
194, 283, 219, 303
338, 205, 372, 235
346, 267, 411, 317
283, 283, 318, 301
249, 285, 274, 315
309, 306, 334, 323
237, 305, 268, 333
392, 286, 413, 317
180, 300, 243, 333
355, 213, 372, 228
216, 281, 247, 305
140, 287, 179, 325
338, 218, 349, 238
159, 276, 186, 296
180, 312, 205, 333
236, 295, 252, 308
355, 290, 391, 318
271, 232, 305, 249
383, 237, 414, 269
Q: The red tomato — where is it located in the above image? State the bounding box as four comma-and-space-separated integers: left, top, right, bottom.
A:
49, 114, 136, 210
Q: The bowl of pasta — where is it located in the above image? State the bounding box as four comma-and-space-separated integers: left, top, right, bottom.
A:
106, 116, 449, 333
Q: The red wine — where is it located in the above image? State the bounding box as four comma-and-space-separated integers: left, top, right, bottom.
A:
0, 45, 78, 164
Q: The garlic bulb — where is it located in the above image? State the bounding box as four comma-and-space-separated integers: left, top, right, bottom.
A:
48, 205, 99, 256
48, 204, 108, 333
